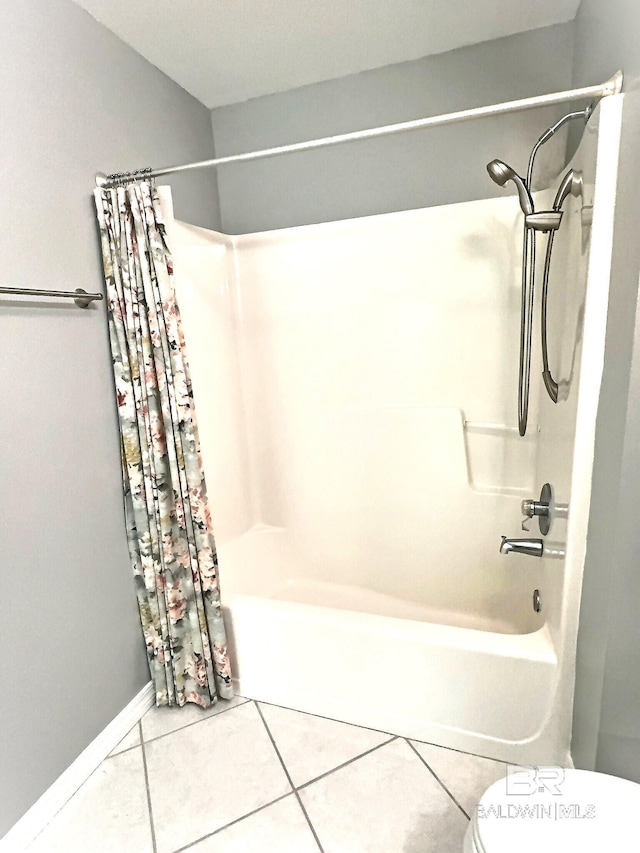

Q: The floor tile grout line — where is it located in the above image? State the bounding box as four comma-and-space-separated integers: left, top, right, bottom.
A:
254, 698, 511, 770
406, 739, 470, 820
170, 792, 293, 853
141, 697, 252, 746
291, 790, 325, 853
251, 699, 508, 793
139, 720, 159, 853
255, 697, 398, 739
254, 701, 326, 853
407, 735, 512, 766
295, 736, 399, 791
115, 693, 405, 762
106, 741, 141, 760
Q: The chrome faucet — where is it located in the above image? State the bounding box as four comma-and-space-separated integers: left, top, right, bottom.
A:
500, 536, 544, 557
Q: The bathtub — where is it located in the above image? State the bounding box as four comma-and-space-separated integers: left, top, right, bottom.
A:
220, 527, 558, 766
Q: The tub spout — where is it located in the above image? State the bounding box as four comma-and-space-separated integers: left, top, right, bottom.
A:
500, 536, 544, 557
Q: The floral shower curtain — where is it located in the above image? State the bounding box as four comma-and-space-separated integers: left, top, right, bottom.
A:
94, 181, 233, 708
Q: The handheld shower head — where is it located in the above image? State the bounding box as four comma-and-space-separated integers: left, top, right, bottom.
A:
486, 159, 514, 187
486, 159, 534, 215
553, 169, 583, 211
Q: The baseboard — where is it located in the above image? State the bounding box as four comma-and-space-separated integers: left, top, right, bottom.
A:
1, 681, 154, 852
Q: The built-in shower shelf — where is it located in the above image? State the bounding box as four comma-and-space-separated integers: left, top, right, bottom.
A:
463, 416, 537, 496
463, 420, 540, 434
470, 483, 531, 497
285, 406, 536, 504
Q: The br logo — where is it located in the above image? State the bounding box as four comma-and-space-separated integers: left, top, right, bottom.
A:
506, 766, 565, 796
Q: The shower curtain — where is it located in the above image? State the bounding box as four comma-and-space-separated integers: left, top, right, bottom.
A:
94, 181, 233, 708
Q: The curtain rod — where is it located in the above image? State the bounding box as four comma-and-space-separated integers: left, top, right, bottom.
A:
96, 71, 623, 188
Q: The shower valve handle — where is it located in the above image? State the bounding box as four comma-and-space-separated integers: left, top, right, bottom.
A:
521, 499, 550, 519
522, 483, 554, 536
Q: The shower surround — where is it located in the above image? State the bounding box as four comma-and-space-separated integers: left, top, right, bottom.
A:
160, 96, 622, 765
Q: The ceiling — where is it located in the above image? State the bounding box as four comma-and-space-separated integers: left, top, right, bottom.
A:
73, 0, 581, 109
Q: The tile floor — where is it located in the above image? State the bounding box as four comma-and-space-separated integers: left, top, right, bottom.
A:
28, 696, 510, 853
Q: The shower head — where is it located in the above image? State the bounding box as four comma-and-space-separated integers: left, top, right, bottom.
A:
486, 159, 514, 186
553, 169, 583, 211
486, 159, 534, 215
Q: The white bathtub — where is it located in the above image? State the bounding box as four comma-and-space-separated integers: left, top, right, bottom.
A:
220, 527, 559, 766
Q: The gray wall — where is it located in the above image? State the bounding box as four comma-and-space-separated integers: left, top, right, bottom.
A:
570, 0, 640, 782
0, 0, 218, 837
211, 23, 575, 234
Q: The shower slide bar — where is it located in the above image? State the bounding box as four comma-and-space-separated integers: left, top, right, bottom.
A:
96, 71, 623, 188
0, 287, 103, 308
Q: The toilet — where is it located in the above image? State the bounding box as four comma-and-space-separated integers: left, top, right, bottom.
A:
464, 767, 640, 851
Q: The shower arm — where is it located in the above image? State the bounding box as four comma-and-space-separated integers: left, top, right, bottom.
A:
525, 108, 592, 191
